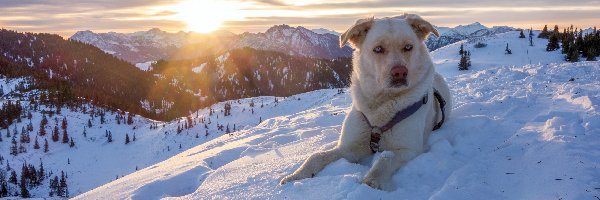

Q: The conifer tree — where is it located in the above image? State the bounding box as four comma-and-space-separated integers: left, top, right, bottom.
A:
44, 139, 49, 153
0, 181, 7, 197
107, 132, 113, 143
38, 161, 45, 182
10, 136, 18, 156
125, 133, 130, 144
62, 129, 69, 143
61, 117, 67, 130
39, 123, 46, 136
547, 32, 560, 51
59, 171, 68, 197
538, 25, 549, 38
8, 171, 17, 184
505, 43, 512, 54
52, 125, 59, 142
34, 136, 40, 149
69, 137, 75, 147
127, 113, 133, 125
587, 49, 597, 61
519, 29, 526, 38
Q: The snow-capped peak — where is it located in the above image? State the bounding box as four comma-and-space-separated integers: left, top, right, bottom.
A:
452, 22, 488, 35
311, 28, 340, 36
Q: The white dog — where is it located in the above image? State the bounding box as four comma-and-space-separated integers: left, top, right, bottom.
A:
280, 14, 452, 190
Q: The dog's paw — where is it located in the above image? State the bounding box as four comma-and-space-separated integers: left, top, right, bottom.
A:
362, 176, 385, 190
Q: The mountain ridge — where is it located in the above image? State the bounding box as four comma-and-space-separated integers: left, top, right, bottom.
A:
70, 22, 515, 64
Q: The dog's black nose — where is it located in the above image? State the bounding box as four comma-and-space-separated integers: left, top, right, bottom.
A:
391, 65, 408, 81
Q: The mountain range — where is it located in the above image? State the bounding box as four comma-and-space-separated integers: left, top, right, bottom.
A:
70, 23, 515, 64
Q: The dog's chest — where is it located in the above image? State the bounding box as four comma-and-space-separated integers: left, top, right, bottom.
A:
376, 100, 433, 151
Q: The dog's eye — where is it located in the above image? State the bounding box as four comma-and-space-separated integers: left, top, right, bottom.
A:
373, 46, 385, 54
404, 44, 413, 52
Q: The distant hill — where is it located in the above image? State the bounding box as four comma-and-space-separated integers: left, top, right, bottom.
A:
427, 22, 515, 51
0, 29, 353, 121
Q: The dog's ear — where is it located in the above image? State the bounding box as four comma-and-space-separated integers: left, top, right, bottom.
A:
403, 14, 439, 40
340, 17, 374, 48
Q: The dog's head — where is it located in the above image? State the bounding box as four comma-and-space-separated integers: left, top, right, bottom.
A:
341, 14, 439, 97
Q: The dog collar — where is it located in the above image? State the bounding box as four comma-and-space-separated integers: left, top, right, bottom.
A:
362, 89, 446, 153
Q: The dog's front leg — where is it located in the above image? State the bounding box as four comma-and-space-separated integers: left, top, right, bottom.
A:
362, 149, 419, 190
280, 148, 341, 184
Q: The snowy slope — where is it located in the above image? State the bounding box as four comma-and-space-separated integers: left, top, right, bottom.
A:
432, 30, 565, 76
0, 78, 346, 197
75, 31, 600, 199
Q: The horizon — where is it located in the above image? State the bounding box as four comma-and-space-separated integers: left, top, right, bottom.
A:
1, 0, 599, 37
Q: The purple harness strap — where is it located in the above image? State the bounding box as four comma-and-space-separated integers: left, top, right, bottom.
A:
362, 89, 446, 153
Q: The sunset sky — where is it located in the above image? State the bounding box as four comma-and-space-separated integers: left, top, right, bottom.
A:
1, 0, 599, 37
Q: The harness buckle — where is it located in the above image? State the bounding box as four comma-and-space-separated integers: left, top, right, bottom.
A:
370, 127, 382, 153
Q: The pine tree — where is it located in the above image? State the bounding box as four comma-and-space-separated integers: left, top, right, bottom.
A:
505, 43, 512, 54
39, 123, 46, 136
20, 177, 30, 198
61, 117, 67, 130
132, 133, 136, 141
34, 136, 40, 149
529, 29, 534, 46
62, 128, 69, 143
459, 44, 464, 55
44, 139, 49, 153
587, 49, 597, 61
8, 171, 17, 184
538, 25, 549, 38
69, 137, 75, 147
125, 133, 130, 144
49, 176, 58, 197
10, 136, 18, 156
458, 50, 471, 70
567, 43, 580, 62
519, 29, 526, 38
127, 112, 133, 125
87, 119, 92, 128
38, 161, 45, 183
107, 132, 112, 143
0, 181, 7, 197
52, 125, 59, 142
59, 171, 68, 197
547, 32, 560, 51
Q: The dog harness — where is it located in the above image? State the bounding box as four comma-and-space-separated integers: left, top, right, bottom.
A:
362, 89, 446, 153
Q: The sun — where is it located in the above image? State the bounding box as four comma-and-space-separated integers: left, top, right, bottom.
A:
167, 0, 244, 33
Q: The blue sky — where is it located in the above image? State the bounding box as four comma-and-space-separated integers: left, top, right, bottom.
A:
1, 0, 598, 36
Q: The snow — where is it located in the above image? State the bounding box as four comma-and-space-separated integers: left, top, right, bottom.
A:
311, 28, 340, 36
135, 61, 155, 71
431, 30, 564, 77
75, 30, 600, 199
191, 63, 207, 74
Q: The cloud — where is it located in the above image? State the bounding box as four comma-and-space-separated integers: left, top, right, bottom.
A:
0, 0, 599, 37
